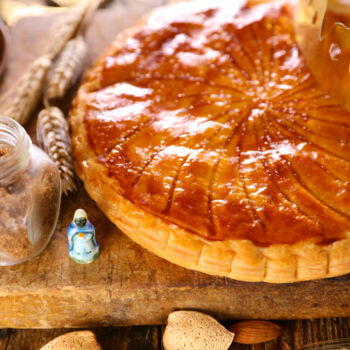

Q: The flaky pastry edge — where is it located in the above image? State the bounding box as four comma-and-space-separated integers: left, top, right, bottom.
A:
70, 3, 350, 283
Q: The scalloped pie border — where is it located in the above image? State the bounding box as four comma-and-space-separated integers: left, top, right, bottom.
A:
70, 2, 350, 283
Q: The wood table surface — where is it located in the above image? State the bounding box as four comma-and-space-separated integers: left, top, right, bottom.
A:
1, 0, 350, 328
1, 318, 350, 349
1, 0, 350, 346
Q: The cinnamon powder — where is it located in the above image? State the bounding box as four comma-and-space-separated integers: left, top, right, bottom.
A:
0, 165, 60, 262
0, 144, 12, 157
0, 170, 32, 261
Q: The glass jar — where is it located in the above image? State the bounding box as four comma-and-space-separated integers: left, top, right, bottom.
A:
0, 116, 61, 265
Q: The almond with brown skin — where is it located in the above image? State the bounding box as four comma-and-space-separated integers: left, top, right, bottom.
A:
229, 320, 282, 344
163, 311, 234, 350
40, 331, 101, 350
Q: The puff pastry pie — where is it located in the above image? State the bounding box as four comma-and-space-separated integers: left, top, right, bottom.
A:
70, 0, 350, 282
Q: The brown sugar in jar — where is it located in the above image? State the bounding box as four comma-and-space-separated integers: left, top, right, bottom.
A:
0, 116, 61, 265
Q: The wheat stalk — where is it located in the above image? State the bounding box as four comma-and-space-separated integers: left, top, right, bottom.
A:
46, 36, 87, 100
46, 0, 91, 58
0, 2, 92, 125
1, 54, 52, 125
36, 106, 77, 194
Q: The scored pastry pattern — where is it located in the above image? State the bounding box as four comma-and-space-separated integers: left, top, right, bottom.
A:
71, 0, 350, 281
83, 0, 350, 245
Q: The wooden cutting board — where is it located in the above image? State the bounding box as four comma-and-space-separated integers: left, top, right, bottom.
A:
0, 0, 350, 329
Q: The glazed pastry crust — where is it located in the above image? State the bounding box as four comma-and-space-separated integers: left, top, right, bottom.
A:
71, 98, 350, 282
70, 0, 350, 282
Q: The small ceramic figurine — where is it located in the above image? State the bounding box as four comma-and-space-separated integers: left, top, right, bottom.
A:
67, 209, 99, 264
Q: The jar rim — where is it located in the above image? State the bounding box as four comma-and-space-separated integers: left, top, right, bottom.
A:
0, 116, 32, 183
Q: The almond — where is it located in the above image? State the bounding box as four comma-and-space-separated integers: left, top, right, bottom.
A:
40, 331, 101, 350
229, 320, 282, 344
163, 310, 234, 350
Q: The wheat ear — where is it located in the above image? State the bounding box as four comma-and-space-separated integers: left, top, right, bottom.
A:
2, 54, 52, 125
46, 36, 87, 100
46, 0, 91, 58
36, 106, 77, 194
